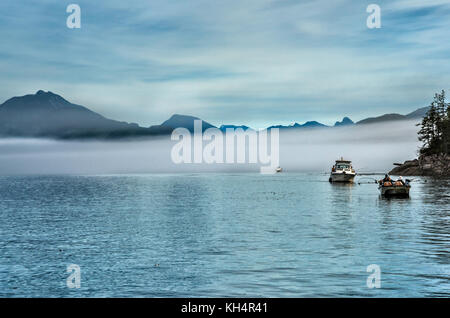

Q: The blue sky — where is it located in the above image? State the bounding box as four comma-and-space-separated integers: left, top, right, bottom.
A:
0, 0, 449, 128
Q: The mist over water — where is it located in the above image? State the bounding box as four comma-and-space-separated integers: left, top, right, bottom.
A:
280, 120, 420, 173
0, 120, 420, 175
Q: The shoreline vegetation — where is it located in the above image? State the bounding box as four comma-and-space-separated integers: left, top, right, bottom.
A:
389, 90, 450, 177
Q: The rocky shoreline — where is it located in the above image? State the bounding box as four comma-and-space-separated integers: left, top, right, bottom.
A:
389, 154, 450, 177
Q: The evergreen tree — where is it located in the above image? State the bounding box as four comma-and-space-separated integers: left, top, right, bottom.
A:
443, 119, 450, 154
442, 94, 450, 154
418, 113, 432, 152
447, 97, 450, 118
418, 90, 450, 155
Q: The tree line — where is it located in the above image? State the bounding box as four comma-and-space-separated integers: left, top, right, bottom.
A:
418, 90, 450, 155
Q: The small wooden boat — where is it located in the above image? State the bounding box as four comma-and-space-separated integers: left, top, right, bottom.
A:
329, 157, 356, 183
378, 180, 411, 197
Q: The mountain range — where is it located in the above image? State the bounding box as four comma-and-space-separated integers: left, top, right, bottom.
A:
0, 90, 429, 139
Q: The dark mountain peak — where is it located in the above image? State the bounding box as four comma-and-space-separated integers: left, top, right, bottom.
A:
161, 114, 216, 132
0, 91, 172, 139
36, 90, 56, 96
33, 90, 65, 101
302, 120, 326, 127
356, 106, 430, 125
1, 90, 94, 119
405, 106, 430, 119
2, 90, 72, 108
166, 114, 201, 122
357, 113, 406, 125
334, 117, 354, 127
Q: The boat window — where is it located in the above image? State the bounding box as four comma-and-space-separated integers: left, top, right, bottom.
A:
336, 164, 350, 169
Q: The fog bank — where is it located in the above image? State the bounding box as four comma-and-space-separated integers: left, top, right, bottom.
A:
0, 120, 420, 175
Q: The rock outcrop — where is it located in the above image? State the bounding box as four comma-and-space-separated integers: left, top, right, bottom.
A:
389, 154, 450, 177
389, 159, 422, 176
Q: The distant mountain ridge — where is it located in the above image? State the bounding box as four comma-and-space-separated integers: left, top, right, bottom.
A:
0, 90, 430, 139
334, 117, 354, 127
267, 120, 328, 130
0, 91, 171, 138
355, 106, 430, 125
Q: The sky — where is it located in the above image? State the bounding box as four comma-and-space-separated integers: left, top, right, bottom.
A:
0, 0, 449, 128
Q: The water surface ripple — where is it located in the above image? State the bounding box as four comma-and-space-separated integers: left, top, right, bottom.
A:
1, 173, 449, 297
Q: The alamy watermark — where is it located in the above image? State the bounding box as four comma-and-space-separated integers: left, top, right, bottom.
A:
66, 4, 81, 29
65, 4, 380, 30
66, 264, 81, 289
366, 264, 381, 288
171, 120, 280, 174
366, 4, 381, 29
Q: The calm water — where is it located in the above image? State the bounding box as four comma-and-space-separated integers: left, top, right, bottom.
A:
0, 173, 449, 297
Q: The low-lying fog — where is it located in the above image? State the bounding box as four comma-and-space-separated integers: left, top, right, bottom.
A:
0, 120, 420, 175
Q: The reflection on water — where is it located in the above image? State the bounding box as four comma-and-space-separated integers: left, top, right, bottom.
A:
418, 179, 450, 278
0, 174, 449, 297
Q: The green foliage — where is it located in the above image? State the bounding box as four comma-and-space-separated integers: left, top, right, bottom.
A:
418, 90, 450, 155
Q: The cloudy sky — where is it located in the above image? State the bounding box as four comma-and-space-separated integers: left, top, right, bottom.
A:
0, 0, 449, 128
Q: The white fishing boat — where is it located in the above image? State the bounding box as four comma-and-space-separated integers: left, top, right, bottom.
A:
276, 167, 282, 173
329, 157, 356, 183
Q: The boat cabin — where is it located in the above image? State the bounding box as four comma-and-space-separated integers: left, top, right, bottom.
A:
332, 157, 354, 172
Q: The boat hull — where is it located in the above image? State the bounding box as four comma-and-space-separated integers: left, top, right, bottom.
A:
379, 185, 410, 197
329, 172, 356, 183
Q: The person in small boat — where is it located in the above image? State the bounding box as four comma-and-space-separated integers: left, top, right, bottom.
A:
379, 174, 392, 185
394, 176, 405, 186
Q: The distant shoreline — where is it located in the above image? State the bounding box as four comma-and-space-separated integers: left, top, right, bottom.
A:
0, 90, 428, 140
